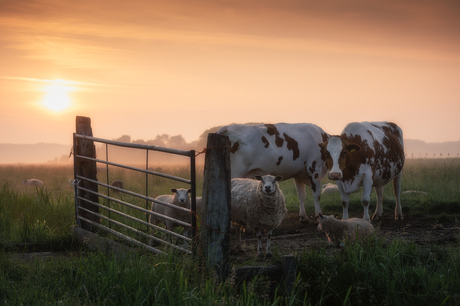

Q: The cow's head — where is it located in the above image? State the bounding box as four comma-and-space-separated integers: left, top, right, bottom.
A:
318, 136, 361, 180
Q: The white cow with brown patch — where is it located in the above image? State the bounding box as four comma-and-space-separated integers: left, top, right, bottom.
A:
217, 123, 329, 222
318, 121, 405, 221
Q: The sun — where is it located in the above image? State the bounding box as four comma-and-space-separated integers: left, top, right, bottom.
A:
43, 83, 72, 111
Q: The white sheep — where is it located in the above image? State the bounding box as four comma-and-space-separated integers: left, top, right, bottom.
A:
231, 175, 287, 256
321, 183, 339, 195
149, 188, 193, 245
110, 180, 124, 194
317, 214, 375, 247
22, 179, 44, 187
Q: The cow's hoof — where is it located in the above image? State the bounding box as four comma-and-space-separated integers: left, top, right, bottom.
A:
299, 215, 309, 223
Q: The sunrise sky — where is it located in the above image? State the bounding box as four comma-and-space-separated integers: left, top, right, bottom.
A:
1, 0, 459, 147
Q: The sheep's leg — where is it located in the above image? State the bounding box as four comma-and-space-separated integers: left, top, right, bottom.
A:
236, 225, 242, 250
256, 229, 263, 256
265, 229, 273, 257
293, 179, 308, 222
372, 186, 384, 220
393, 172, 403, 221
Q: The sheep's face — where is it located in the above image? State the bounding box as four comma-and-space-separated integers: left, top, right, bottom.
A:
254, 175, 283, 194
171, 188, 191, 205
316, 214, 335, 232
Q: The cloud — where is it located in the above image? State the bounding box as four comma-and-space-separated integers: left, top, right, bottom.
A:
0, 76, 111, 87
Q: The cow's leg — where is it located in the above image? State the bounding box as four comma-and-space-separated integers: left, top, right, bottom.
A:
361, 177, 373, 221
393, 173, 403, 220
310, 177, 323, 219
294, 179, 309, 222
372, 186, 384, 220
337, 183, 350, 220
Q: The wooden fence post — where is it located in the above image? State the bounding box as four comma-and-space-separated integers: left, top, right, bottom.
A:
200, 133, 231, 281
75, 116, 100, 232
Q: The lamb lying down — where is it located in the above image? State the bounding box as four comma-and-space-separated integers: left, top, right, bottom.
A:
317, 214, 375, 247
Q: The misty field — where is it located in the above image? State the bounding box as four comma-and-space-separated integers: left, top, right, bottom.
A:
1, 159, 460, 305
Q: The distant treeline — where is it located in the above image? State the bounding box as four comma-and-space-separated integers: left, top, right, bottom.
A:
404, 139, 460, 158
1, 125, 460, 164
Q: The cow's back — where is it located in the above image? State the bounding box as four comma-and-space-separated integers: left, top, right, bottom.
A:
218, 123, 329, 180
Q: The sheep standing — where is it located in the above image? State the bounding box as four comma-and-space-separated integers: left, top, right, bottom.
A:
22, 179, 43, 187
317, 214, 375, 247
231, 175, 286, 256
149, 188, 192, 245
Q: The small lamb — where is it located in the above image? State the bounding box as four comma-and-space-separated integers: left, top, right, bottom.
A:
317, 214, 375, 247
149, 188, 192, 245
231, 175, 287, 256
22, 179, 44, 187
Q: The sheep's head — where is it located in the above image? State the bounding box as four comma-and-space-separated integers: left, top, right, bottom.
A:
254, 175, 283, 194
171, 188, 191, 205
317, 214, 336, 231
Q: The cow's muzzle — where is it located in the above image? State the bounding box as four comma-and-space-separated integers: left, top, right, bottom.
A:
329, 172, 342, 180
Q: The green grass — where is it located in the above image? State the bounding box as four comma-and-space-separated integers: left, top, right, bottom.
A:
1, 159, 460, 305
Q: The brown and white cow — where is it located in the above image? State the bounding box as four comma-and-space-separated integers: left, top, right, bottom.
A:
217, 123, 329, 222
318, 122, 405, 221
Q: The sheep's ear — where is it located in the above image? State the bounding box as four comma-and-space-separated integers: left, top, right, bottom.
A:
275, 176, 283, 182
254, 175, 262, 181
187, 189, 192, 193
170, 188, 177, 193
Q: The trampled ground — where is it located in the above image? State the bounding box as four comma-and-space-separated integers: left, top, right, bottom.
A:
230, 212, 460, 263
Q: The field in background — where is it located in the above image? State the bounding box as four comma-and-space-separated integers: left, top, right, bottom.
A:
1, 158, 459, 246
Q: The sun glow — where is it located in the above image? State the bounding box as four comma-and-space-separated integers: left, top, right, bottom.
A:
42, 83, 72, 111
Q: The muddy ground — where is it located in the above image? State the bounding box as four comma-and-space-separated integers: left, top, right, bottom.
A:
230, 212, 460, 263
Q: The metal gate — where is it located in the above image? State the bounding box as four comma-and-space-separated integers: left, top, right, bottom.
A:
71, 132, 197, 255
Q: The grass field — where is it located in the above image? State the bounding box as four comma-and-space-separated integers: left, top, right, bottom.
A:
1, 159, 460, 305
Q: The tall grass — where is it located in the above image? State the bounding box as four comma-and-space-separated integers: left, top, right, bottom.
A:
296, 237, 460, 306
1, 236, 459, 305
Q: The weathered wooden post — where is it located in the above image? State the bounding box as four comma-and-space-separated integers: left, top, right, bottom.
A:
200, 133, 231, 281
74, 116, 100, 231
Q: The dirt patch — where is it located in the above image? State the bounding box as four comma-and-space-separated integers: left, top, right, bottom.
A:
230, 212, 460, 262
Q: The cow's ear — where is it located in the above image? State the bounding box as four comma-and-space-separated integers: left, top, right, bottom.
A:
346, 144, 361, 153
